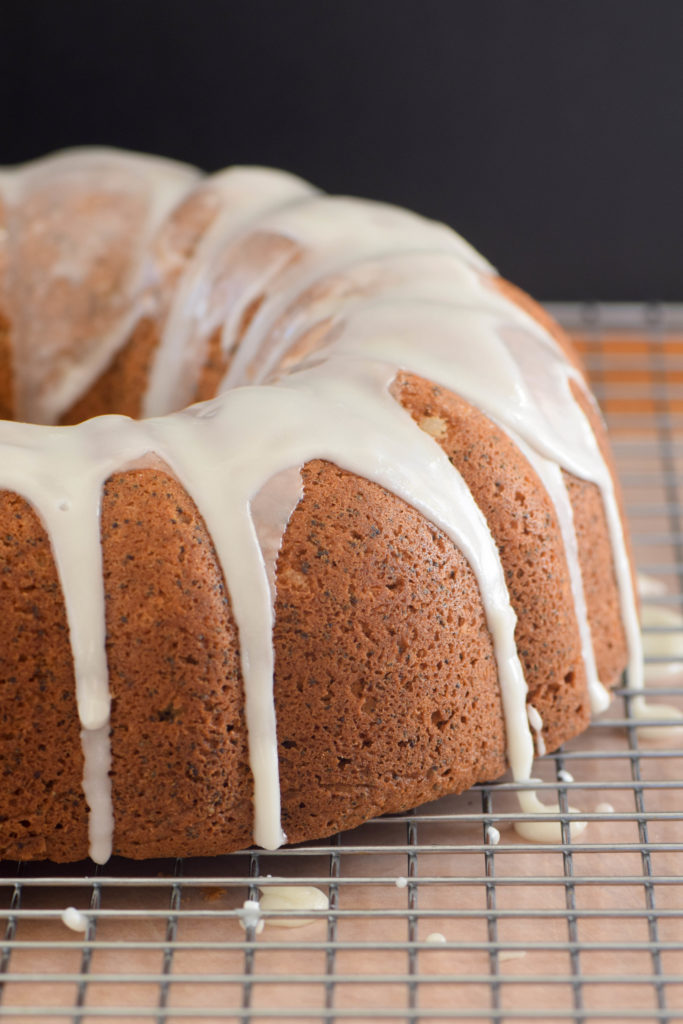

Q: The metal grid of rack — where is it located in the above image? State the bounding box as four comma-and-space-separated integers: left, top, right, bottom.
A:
1, 303, 683, 1023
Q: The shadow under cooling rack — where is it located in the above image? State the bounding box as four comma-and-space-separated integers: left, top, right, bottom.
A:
1, 303, 683, 1023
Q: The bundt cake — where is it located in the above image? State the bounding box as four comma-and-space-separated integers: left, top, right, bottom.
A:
0, 148, 639, 863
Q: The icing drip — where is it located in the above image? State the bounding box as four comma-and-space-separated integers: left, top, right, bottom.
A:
526, 705, 546, 757
61, 906, 88, 933
80, 725, 112, 865
0, 417, 125, 862
486, 825, 501, 845
238, 899, 264, 935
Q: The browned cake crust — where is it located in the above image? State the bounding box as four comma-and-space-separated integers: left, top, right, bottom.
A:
0, 493, 87, 861
193, 326, 230, 405
103, 469, 253, 860
0, 268, 631, 861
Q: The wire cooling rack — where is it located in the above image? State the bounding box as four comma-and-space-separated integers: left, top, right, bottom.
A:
1, 303, 683, 1024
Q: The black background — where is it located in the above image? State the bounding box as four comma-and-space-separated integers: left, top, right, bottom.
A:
2, 0, 682, 300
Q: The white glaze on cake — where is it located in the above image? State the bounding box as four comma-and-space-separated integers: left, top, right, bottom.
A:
0, 149, 642, 860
